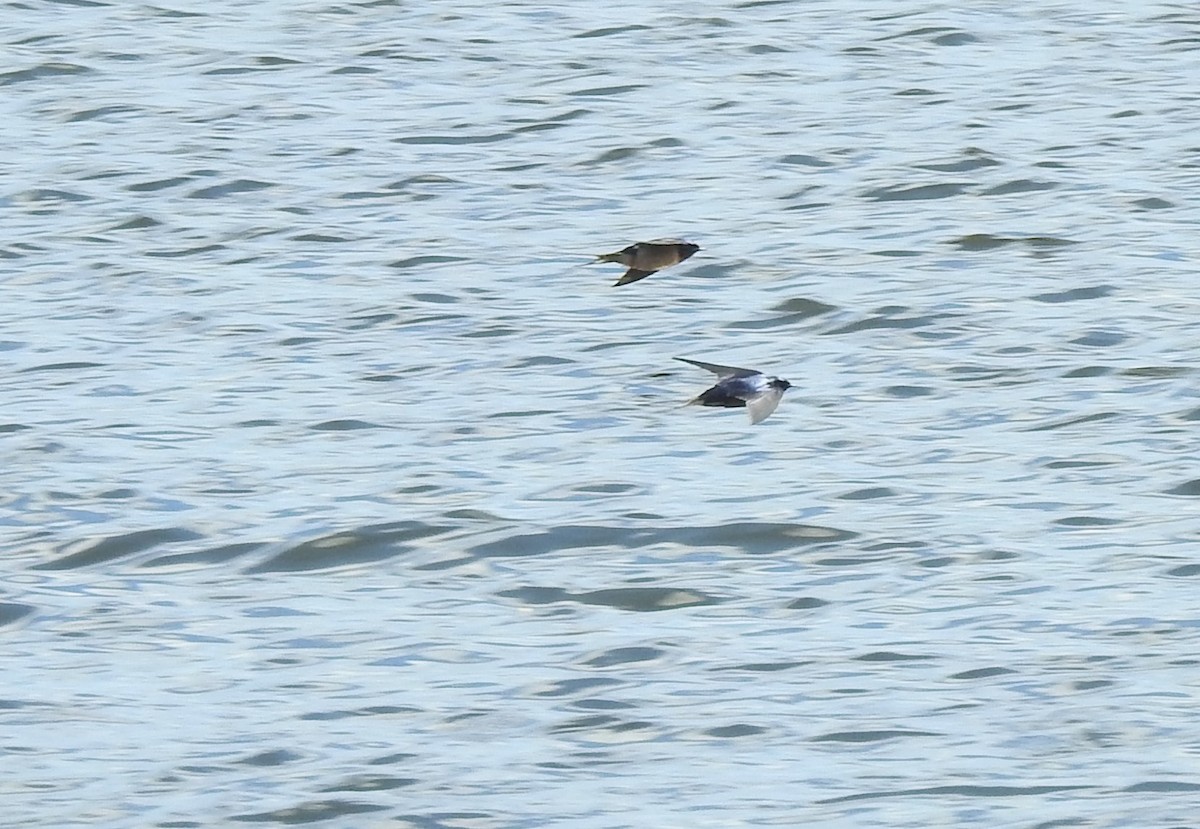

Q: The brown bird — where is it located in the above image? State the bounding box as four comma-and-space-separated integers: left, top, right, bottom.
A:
595, 238, 700, 286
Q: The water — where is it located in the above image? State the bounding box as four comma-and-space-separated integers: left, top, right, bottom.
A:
4, 2, 1200, 827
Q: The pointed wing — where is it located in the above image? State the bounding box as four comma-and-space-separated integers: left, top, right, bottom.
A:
745, 386, 785, 424
614, 268, 657, 286
675, 356, 759, 379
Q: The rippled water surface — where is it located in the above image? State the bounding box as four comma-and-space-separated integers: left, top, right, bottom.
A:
5, 2, 1200, 827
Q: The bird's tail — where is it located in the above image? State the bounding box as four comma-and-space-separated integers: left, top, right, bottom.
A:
594, 252, 623, 264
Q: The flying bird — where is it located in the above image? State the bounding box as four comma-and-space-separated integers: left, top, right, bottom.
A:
676, 357, 792, 425
595, 238, 700, 286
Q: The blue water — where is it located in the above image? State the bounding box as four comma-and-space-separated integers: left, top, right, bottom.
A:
4, 2, 1200, 827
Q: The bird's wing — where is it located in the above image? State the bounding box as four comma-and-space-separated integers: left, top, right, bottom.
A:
614, 268, 656, 286
745, 386, 785, 424
675, 357, 759, 379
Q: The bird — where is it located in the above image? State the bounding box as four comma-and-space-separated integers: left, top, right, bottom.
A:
676, 357, 792, 425
595, 238, 700, 286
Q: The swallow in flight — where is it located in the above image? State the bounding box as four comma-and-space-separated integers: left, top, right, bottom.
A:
595, 238, 700, 286
676, 357, 791, 425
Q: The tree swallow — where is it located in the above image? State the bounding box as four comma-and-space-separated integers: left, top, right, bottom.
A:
676, 357, 792, 425
595, 238, 700, 286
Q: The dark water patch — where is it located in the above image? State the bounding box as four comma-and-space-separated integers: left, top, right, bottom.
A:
779, 153, 833, 167
320, 774, 416, 792
18, 188, 91, 204
950, 233, 1076, 252
1124, 780, 1200, 793
462, 325, 519, 339
245, 520, 450, 573
916, 152, 999, 173
1167, 564, 1200, 577
982, 179, 1057, 196
812, 729, 939, 743
550, 713, 653, 735
1165, 479, 1200, 497
300, 705, 420, 721
949, 233, 1014, 251
814, 553, 895, 567
837, 487, 895, 501
918, 555, 957, 568
568, 84, 647, 97
187, 179, 274, 199
511, 121, 570, 135
1025, 236, 1076, 249
345, 311, 396, 329
146, 243, 227, 258
291, 232, 350, 242
885, 384, 935, 398
388, 174, 461, 191
574, 25, 652, 38
706, 724, 767, 738
1122, 365, 1190, 378
716, 661, 810, 673
876, 26, 958, 41
0, 62, 91, 85
950, 666, 1017, 680
528, 678, 623, 698
66, 105, 139, 122
410, 292, 458, 304
308, 419, 383, 431
237, 418, 280, 427
581, 646, 664, 668
204, 59, 306, 76
581, 147, 641, 165
0, 603, 35, 628
934, 31, 978, 46
498, 585, 719, 612
126, 176, 194, 192
946, 364, 1027, 384
863, 183, 969, 201
1132, 196, 1173, 210
232, 799, 388, 823
33, 527, 205, 570
823, 307, 953, 336
1179, 406, 1200, 421
1031, 285, 1113, 303
141, 541, 267, 569
0, 423, 33, 433
856, 651, 934, 663
388, 254, 469, 269
394, 132, 510, 145
469, 521, 854, 558
280, 336, 322, 346
1023, 412, 1120, 433
1070, 330, 1126, 348
1041, 457, 1119, 469
817, 784, 1094, 805
510, 355, 574, 368
896, 87, 938, 97
787, 596, 829, 610
726, 297, 835, 330
1062, 365, 1110, 378
238, 749, 303, 767
1054, 516, 1122, 527
367, 752, 417, 766
109, 215, 161, 230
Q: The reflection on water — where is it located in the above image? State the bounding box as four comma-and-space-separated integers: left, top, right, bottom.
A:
4, 1, 1200, 827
